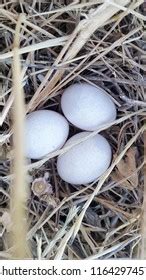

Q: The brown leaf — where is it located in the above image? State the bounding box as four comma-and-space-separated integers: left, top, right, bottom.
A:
111, 147, 138, 188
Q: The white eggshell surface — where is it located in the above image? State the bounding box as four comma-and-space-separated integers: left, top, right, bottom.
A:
24, 110, 69, 159
61, 83, 116, 131
57, 132, 112, 185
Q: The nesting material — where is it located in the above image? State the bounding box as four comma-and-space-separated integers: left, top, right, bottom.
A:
57, 132, 112, 185
0, 0, 143, 260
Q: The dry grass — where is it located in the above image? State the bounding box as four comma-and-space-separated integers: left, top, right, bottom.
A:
10, 13, 31, 259
0, 0, 145, 260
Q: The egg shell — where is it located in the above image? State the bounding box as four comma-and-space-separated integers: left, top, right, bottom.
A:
61, 83, 117, 131
24, 110, 69, 159
57, 132, 112, 185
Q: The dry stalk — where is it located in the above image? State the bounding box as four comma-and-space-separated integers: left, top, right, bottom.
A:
0, 36, 68, 60
11, 14, 31, 259
42, 206, 79, 258
86, 235, 141, 260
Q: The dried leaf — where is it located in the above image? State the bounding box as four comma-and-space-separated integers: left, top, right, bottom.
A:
111, 147, 138, 188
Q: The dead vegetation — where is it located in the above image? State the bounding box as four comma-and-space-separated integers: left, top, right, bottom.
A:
0, 0, 145, 259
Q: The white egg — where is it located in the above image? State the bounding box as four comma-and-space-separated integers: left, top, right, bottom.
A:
24, 110, 69, 159
57, 132, 112, 185
61, 83, 117, 131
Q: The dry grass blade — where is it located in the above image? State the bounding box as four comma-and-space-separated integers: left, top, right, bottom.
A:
42, 206, 79, 258
86, 235, 141, 260
0, 36, 69, 60
10, 14, 30, 259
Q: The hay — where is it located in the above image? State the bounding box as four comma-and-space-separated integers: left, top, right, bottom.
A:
0, 0, 145, 260
11, 13, 31, 259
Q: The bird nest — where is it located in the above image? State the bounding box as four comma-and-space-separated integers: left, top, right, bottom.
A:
0, 0, 145, 260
